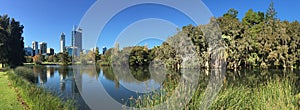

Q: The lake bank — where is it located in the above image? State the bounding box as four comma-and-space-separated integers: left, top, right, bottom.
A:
26, 65, 300, 109
3, 65, 300, 109
4, 68, 75, 110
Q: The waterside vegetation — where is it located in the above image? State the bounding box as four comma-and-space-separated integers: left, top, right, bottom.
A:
6, 67, 75, 110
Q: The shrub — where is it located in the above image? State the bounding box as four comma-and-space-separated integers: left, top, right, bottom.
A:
14, 66, 36, 83
33, 55, 43, 65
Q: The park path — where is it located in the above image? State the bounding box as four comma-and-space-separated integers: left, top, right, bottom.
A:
0, 72, 24, 110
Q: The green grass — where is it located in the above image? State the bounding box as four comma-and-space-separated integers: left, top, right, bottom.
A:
209, 78, 298, 110
0, 72, 24, 110
7, 68, 75, 110
129, 75, 300, 109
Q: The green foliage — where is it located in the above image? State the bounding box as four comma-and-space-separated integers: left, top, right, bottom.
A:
129, 46, 150, 66
24, 56, 33, 63
33, 55, 43, 65
0, 14, 25, 68
46, 55, 58, 62
95, 47, 100, 62
58, 52, 71, 65
100, 2, 300, 70
14, 66, 36, 83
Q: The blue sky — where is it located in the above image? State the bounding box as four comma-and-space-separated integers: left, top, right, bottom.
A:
0, 0, 299, 53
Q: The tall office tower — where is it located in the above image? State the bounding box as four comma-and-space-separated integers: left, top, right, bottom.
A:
60, 32, 66, 53
72, 26, 82, 51
39, 42, 47, 54
32, 41, 38, 56
24, 46, 33, 56
47, 48, 54, 55
103, 46, 107, 54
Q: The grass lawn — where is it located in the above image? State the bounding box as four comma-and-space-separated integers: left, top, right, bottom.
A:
0, 72, 23, 110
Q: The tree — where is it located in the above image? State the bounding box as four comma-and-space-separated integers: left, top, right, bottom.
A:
266, 1, 277, 24
58, 52, 70, 65
223, 8, 238, 18
33, 55, 43, 65
95, 47, 100, 62
0, 14, 24, 68
0, 15, 10, 67
47, 55, 55, 62
129, 46, 150, 66
25, 56, 33, 63
98, 2, 300, 70
8, 18, 24, 67
242, 9, 264, 28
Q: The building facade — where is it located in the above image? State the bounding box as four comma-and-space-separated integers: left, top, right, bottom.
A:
103, 46, 107, 54
72, 26, 82, 52
24, 46, 33, 56
66, 46, 79, 57
32, 41, 38, 56
47, 48, 54, 55
39, 42, 47, 54
60, 32, 65, 53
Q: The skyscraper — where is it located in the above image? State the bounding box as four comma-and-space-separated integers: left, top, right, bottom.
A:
66, 46, 79, 56
39, 42, 47, 54
72, 26, 82, 51
103, 46, 107, 54
24, 46, 33, 56
32, 41, 38, 56
60, 32, 65, 53
47, 48, 54, 55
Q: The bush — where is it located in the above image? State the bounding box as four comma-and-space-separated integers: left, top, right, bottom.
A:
25, 56, 33, 63
14, 66, 36, 83
33, 55, 43, 65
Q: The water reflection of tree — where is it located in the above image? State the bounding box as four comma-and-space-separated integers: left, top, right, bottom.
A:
33, 66, 47, 84
101, 66, 119, 88
224, 69, 300, 88
104, 66, 154, 83
129, 67, 150, 82
79, 65, 100, 79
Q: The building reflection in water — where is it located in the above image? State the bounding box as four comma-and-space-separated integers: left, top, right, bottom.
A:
46, 67, 55, 79
31, 65, 94, 109
33, 66, 47, 84
58, 66, 68, 92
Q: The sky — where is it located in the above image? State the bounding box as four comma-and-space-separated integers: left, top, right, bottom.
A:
0, 0, 299, 53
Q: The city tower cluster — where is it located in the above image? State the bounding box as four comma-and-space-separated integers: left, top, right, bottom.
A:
24, 26, 83, 57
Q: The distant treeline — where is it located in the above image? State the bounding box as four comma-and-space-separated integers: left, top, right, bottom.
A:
99, 2, 300, 70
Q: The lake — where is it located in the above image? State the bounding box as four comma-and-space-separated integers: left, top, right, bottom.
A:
26, 65, 300, 109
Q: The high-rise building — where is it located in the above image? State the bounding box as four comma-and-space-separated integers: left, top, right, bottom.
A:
32, 41, 38, 56
60, 32, 65, 53
72, 26, 82, 52
39, 42, 47, 54
66, 46, 79, 56
24, 46, 33, 56
47, 48, 54, 55
103, 46, 107, 54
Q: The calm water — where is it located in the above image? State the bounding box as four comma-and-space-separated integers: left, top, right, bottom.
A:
27, 65, 300, 109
